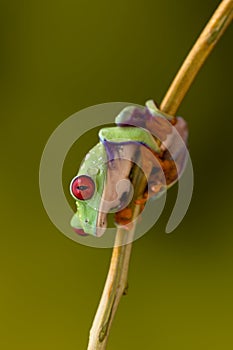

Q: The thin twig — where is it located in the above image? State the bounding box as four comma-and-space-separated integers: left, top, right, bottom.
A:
87, 1, 233, 349
160, 0, 233, 115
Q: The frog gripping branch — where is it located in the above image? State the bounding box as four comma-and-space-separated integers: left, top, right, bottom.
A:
70, 100, 188, 237
85, 2, 233, 348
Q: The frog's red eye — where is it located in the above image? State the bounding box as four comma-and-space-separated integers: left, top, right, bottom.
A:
70, 175, 95, 200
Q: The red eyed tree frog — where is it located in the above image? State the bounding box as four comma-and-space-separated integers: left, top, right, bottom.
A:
70, 100, 188, 237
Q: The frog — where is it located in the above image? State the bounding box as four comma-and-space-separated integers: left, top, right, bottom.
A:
70, 100, 188, 237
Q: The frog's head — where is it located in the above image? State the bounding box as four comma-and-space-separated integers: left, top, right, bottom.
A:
70, 142, 108, 237
70, 140, 134, 237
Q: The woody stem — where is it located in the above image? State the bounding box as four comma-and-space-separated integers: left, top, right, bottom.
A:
87, 1, 233, 349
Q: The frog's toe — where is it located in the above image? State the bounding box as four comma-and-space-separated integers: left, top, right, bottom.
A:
115, 207, 133, 225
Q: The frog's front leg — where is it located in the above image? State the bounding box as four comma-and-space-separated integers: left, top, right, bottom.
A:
98, 126, 162, 230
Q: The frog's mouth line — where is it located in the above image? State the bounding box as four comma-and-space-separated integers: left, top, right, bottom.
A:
72, 227, 89, 236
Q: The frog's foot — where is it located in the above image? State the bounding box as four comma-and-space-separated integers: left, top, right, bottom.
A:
148, 182, 165, 198
134, 192, 148, 213
115, 207, 140, 231
115, 208, 133, 226
160, 159, 178, 185
115, 193, 150, 231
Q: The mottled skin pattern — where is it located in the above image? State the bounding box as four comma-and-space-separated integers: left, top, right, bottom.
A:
70, 101, 188, 237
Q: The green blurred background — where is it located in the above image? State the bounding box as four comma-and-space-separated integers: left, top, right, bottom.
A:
1, 0, 233, 349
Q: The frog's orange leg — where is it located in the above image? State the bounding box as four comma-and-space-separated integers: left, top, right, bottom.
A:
115, 207, 134, 231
